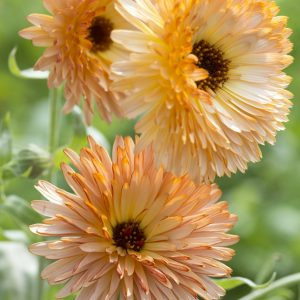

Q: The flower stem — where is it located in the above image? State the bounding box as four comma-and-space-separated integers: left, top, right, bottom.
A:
36, 256, 46, 300
0, 171, 5, 203
48, 88, 60, 181
37, 87, 61, 300
240, 273, 300, 300
49, 88, 58, 155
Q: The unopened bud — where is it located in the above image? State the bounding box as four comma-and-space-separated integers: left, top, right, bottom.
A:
3, 145, 51, 179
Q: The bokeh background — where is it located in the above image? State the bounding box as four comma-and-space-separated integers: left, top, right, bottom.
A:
0, 0, 299, 299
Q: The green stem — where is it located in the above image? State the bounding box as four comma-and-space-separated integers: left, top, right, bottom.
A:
37, 87, 61, 300
48, 88, 60, 181
49, 88, 58, 154
0, 172, 5, 203
36, 256, 45, 300
240, 273, 300, 300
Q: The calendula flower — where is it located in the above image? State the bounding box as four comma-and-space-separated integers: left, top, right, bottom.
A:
19, 0, 128, 123
30, 136, 238, 300
111, 0, 293, 182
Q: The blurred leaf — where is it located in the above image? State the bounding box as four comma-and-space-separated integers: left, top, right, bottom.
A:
53, 147, 65, 170
93, 115, 135, 145
3, 230, 29, 243
57, 106, 87, 151
239, 273, 300, 300
0, 228, 8, 241
256, 254, 281, 284
72, 106, 87, 137
217, 273, 276, 291
55, 106, 110, 169
266, 205, 300, 238
0, 113, 12, 167
66, 126, 110, 161
0, 240, 38, 300
264, 288, 294, 300
8, 47, 49, 79
45, 285, 75, 300
1, 195, 41, 225
87, 126, 110, 151
3, 145, 51, 180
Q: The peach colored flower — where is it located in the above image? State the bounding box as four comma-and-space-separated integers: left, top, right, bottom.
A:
111, 0, 293, 182
30, 136, 238, 299
19, 0, 128, 123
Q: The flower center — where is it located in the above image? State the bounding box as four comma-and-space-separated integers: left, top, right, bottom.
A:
113, 221, 146, 252
192, 39, 230, 92
87, 16, 114, 52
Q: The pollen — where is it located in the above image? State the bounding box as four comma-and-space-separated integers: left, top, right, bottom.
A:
192, 39, 230, 91
113, 221, 146, 252
87, 16, 114, 52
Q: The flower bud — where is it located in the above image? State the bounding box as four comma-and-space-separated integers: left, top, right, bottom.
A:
3, 145, 51, 179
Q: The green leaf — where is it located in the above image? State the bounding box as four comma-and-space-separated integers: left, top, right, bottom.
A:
8, 47, 49, 79
0, 113, 12, 167
256, 254, 281, 284
216, 273, 277, 291
0, 229, 8, 242
72, 106, 87, 138
2, 230, 29, 243
57, 106, 87, 151
87, 126, 110, 151
264, 287, 294, 300
239, 273, 300, 300
1, 195, 41, 225
55, 106, 110, 169
45, 285, 75, 300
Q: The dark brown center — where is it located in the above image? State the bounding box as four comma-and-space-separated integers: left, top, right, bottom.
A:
87, 16, 114, 52
192, 39, 230, 91
113, 221, 146, 252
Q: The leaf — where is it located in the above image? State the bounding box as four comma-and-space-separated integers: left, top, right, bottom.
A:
55, 106, 110, 169
45, 285, 75, 300
8, 47, 49, 79
87, 127, 110, 151
255, 254, 281, 284
239, 273, 300, 300
0, 229, 8, 242
264, 287, 294, 300
1, 195, 41, 226
0, 113, 12, 167
2, 230, 29, 243
72, 106, 87, 138
57, 106, 87, 151
216, 273, 277, 291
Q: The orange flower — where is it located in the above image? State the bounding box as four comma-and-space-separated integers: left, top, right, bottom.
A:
30, 136, 238, 299
111, 0, 293, 182
20, 0, 128, 123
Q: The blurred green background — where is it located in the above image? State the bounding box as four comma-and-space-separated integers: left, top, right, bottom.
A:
0, 0, 299, 299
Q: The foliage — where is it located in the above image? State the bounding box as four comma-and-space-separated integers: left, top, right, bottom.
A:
0, 0, 300, 299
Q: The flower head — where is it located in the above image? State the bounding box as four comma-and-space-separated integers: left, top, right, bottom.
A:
20, 0, 129, 123
111, 0, 293, 182
30, 136, 238, 299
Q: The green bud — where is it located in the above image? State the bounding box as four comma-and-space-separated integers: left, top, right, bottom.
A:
3, 145, 51, 179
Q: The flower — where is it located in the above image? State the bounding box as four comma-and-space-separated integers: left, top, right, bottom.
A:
111, 0, 293, 182
30, 136, 238, 299
19, 0, 129, 123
